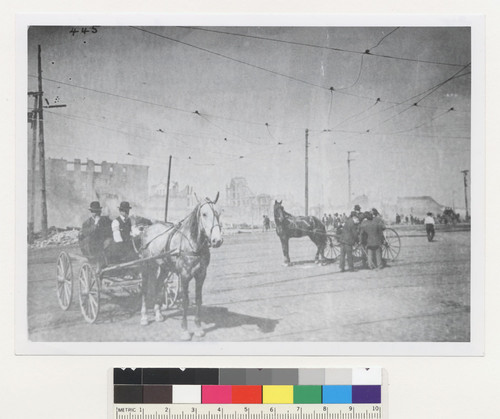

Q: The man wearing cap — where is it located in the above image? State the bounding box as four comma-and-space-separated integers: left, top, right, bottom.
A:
79, 201, 111, 260
338, 211, 360, 273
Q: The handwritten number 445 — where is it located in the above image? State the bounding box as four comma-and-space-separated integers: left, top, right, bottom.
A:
70, 27, 98, 36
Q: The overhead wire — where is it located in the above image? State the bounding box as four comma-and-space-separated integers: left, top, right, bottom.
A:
341, 63, 471, 132
44, 107, 301, 169
30, 62, 469, 143
378, 108, 454, 135
39, 64, 469, 167
178, 26, 468, 68
131, 26, 330, 92
130, 26, 417, 105
28, 76, 192, 115
193, 111, 265, 146
369, 27, 400, 50
44, 110, 242, 159
335, 54, 365, 91
34, 28, 471, 169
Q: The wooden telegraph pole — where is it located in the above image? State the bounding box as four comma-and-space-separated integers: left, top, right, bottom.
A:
347, 150, 355, 209
164, 155, 172, 222
461, 169, 470, 221
28, 94, 38, 243
37, 45, 48, 238
305, 129, 309, 216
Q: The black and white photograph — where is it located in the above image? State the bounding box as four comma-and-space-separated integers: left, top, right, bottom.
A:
18, 18, 483, 355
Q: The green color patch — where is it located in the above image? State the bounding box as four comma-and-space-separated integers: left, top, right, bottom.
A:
293, 385, 322, 404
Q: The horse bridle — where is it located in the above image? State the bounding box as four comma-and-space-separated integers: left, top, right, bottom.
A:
198, 199, 222, 246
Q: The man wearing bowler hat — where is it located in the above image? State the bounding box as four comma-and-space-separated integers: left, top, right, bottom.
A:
108, 201, 137, 263
79, 201, 112, 260
338, 211, 360, 273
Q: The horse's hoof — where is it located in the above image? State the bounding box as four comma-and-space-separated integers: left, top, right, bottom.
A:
155, 313, 164, 322
194, 328, 205, 337
140, 317, 149, 326
180, 331, 192, 341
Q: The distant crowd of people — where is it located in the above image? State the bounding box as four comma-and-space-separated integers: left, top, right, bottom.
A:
395, 208, 463, 225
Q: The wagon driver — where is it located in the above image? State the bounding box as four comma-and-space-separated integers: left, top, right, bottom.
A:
78, 201, 111, 260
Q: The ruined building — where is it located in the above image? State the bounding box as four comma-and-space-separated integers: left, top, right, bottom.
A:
28, 158, 149, 230
147, 181, 196, 222
225, 177, 274, 227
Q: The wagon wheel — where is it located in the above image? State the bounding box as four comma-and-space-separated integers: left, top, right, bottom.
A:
382, 228, 401, 261
56, 251, 73, 310
323, 236, 341, 261
353, 243, 366, 259
78, 263, 100, 323
352, 243, 367, 268
163, 271, 180, 309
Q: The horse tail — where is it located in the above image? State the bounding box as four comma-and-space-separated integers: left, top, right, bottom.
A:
314, 216, 327, 245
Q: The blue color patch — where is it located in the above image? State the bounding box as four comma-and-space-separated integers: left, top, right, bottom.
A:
322, 385, 352, 404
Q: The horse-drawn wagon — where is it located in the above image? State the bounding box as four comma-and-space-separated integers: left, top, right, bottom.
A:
55, 193, 223, 340
323, 227, 401, 264
55, 248, 180, 324
273, 200, 401, 266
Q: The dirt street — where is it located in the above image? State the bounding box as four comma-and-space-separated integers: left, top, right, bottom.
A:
27, 228, 470, 343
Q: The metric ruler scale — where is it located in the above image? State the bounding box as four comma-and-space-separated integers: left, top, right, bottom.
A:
111, 368, 386, 419
113, 404, 384, 419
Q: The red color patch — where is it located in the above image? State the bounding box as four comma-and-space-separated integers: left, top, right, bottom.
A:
231, 385, 262, 404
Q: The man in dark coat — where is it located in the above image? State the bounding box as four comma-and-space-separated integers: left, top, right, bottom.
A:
359, 212, 385, 269
78, 201, 111, 261
106, 201, 137, 264
338, 211, 360, 272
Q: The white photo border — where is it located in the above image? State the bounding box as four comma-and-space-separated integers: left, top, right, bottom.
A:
15, 13, 485, 356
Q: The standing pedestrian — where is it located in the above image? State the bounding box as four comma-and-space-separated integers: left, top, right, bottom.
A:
372, 208, 385, 228
327, 214, 334, 230
338, 211, 360, 273
425, 212, 435, 242
359, 212, 385, 269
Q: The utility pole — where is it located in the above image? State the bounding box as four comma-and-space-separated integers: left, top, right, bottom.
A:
461, 169, 470, 221
28, 94, 39, 243
305, 128, 309, 216
164, 155, 172, 222
347, 150, 355, 209
37, 45, 48, 238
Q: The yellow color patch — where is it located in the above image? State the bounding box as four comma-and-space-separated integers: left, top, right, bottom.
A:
262, 385, 294, 404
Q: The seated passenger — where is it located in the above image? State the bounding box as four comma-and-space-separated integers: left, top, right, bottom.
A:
105, 201, 138, 264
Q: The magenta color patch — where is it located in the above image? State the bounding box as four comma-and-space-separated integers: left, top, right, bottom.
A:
202, 385, 232, 403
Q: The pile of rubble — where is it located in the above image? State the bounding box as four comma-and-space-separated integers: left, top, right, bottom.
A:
30, 229, 80, 248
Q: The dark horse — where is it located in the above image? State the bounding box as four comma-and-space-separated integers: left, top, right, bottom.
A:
139, 193, 223, 340
273, 200, 326, 266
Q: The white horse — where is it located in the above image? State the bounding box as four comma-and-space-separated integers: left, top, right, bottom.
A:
138, 193, 223, 340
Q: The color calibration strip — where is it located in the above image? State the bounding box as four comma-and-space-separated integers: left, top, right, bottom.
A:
113, 368, 383, 404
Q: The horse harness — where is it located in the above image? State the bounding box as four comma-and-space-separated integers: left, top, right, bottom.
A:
135, 200, 221, 258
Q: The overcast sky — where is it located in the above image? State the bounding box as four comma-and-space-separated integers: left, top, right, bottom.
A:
27, 26, 471, 209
